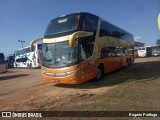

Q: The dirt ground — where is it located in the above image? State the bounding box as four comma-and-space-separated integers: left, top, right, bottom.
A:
0, 57, 160, 119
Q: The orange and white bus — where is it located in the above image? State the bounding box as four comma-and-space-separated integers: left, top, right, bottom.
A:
0, 53, 7, 73
30, 12, 134, 84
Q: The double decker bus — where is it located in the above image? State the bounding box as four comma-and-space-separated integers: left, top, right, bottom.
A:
0, 53, 7, 73
14, 44, 42, 68
30, 12, 134, 84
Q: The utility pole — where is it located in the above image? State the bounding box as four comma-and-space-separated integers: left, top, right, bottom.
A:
18, 40, 25, 48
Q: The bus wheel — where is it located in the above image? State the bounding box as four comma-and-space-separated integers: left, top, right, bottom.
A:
27, 64, 29, 69
29, 63, 32, 69
125, 59, 130, 68
95, 65, 104, 81
129, 58, 132, 65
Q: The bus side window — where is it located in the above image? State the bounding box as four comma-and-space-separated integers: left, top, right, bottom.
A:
123, 48, 126, 54
79, 45, 86, 60
115, 47, 125, 56
78, 36, 95, 61
81, 13, 98, 33
107, 47, 116, 57
111, 50, 116, 57
100, 47, 110, 58
99, 21, 107, 37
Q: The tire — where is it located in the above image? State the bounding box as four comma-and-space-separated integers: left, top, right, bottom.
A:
129, 58, 132, 65
29, 63, 32, 69
125, 59, 129, 68
125, 58, 131, 68
27, 63, 29, 69
95, 65, 104, 81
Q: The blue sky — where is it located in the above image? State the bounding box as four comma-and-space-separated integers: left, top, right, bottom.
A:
0, 0, 160, 56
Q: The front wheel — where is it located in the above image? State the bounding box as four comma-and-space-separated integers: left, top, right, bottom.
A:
124, 59, 131, 68
95, 65, 104, 81
27, 63, 30, 69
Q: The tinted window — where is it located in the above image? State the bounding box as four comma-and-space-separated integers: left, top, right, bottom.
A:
44, 14, 80, 38
99, 21, 133, 41
0, 53, 5, 64
0, 53, 5, 60
81, 13, 98, 32
100, 47, 120, 58
38, 44, 42, 50
78, 35, 95, 61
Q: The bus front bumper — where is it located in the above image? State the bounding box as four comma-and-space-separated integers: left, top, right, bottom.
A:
42, 73, 86, 84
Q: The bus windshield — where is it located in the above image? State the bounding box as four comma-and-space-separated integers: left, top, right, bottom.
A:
44, 14, 80, 38
42, 41, 78, 68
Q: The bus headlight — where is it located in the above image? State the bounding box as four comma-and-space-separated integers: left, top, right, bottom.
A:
41, 69, 46, 74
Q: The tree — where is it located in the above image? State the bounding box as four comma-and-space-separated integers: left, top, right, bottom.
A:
156, 39, 160, 46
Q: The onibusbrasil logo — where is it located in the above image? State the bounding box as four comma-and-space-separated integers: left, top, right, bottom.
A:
158, 13, 160, 31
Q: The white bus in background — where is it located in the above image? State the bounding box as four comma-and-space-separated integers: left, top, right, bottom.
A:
14, 44, 42, 68
152, 46, 160, 56
0, 53, 7, 73
137, 47, 146, 57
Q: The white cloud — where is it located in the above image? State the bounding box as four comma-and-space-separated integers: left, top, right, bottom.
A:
131, 21, 138, 24
134, 36, 142, 42
123, 20, 143, 25
131, 20, 143, 24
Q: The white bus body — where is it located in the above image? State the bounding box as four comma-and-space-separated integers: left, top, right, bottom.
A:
137, 47, 146, 57
152, 46, 160, 56
14, 44, 42, 68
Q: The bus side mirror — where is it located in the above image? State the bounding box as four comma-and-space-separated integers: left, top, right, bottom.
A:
30, 38, 43, 51
69, 37, 74, 48
68, 31, 94, 48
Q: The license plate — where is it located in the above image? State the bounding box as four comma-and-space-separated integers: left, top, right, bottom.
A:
52, 79, 59, 83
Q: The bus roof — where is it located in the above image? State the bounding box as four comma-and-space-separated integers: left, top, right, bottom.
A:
17, 43, 42, 51
55, 12, 133, 38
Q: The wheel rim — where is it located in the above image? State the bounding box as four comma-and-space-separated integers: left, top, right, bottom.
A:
96, 68, 101, 79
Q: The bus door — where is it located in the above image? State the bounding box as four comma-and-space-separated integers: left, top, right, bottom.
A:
78, 37, 95, 80
80, 58, 94, 81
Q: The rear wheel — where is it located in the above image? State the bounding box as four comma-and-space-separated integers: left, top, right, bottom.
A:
27, 63, 29, 69
29, 63, 32, 69
95, 65, 104, 81
129, 58, 132, 65
125, 58, 131, 68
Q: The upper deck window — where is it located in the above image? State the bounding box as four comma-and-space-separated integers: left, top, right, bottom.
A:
44, 13, 99, 38
44, 14, 80, 38
81, 13, 98, 32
